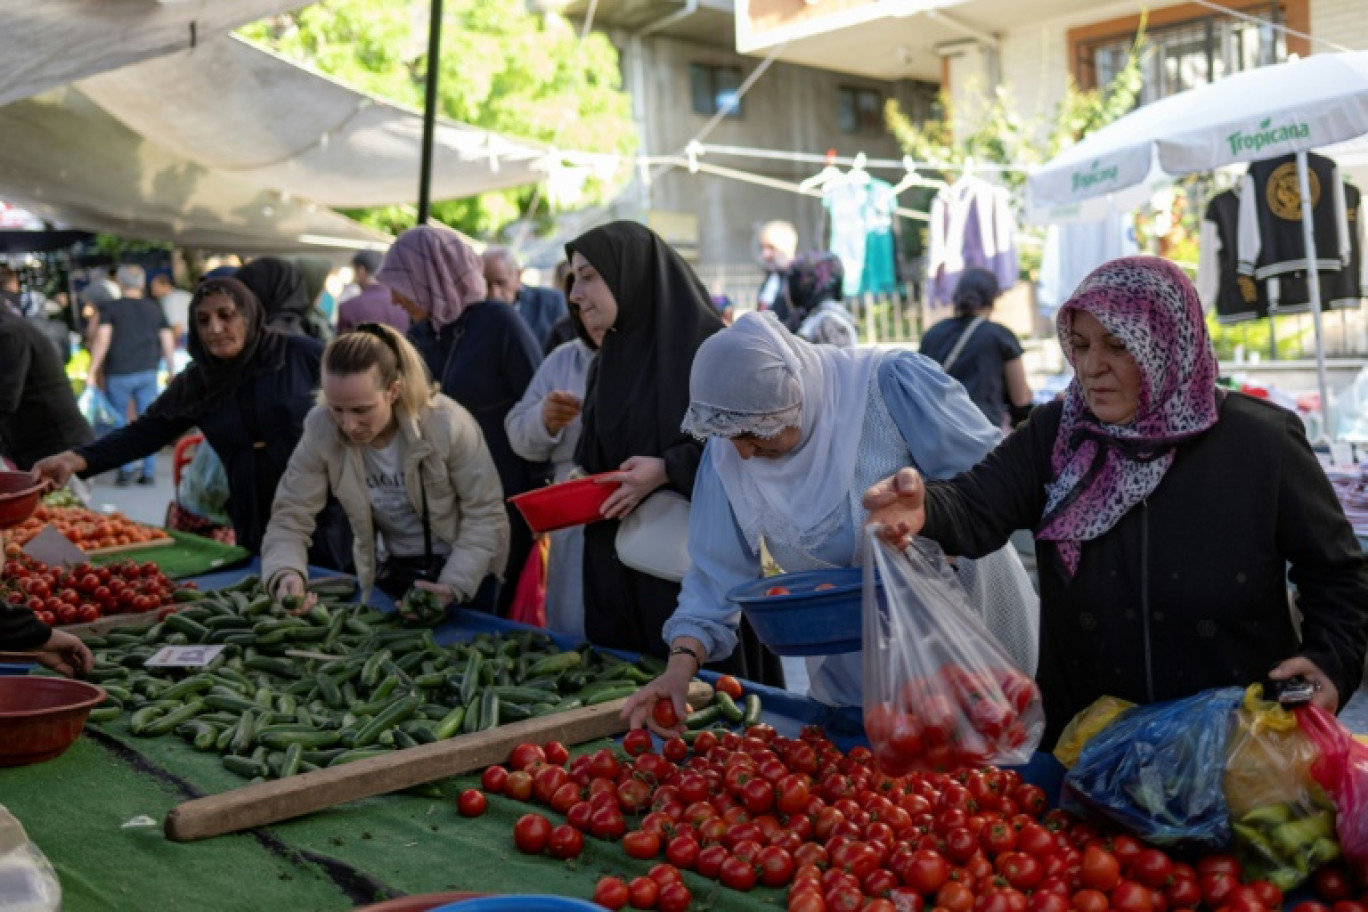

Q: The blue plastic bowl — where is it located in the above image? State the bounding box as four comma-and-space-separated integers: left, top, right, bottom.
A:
0, 664, 35, 677
431, 898, 603, 912
726, 567, 875, 656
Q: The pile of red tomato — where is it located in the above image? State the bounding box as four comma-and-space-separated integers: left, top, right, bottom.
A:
456, 723, 1367, 912
1, 555, 189, 626
865, 666, 1043, 775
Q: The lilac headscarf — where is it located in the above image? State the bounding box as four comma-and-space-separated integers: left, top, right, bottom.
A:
375, 225, 487, 331
1036, 256, 1220, 577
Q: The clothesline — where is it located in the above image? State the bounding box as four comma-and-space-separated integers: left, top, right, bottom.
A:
647, 155, 931, 221
689, 143, 1034, 174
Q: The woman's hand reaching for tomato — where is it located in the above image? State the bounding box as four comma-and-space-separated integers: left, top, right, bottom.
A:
621, 644, 702, 737
863, 467, 927, 548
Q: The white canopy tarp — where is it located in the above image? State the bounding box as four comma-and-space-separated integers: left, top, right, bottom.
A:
0, 0, 313, 109
78, 35, 551, 209
0, 85, 391, 253
1027, 52, 1368, 209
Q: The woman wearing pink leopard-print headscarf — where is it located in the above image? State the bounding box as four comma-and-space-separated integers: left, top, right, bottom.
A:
377, 225, 547, 616
866, 255, 1368, 747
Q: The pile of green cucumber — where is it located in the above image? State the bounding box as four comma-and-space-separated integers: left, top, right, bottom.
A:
80, 575, 673, 782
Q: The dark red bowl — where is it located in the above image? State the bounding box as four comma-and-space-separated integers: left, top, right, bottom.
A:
508, 473, 621, 533
0, 471, 47, 530
0, 677, 106, 767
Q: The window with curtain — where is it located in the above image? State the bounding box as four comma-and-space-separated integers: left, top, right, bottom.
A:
1088, 5, 1286, 106
837, 86, 884, 134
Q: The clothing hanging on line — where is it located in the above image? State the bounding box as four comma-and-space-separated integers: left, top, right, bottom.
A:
927, 176, 1017, 314
1199, 153, 1368, 321
1038, 211, 1137, 318
1237, 151, 1349, 280
822, 173, 900, 297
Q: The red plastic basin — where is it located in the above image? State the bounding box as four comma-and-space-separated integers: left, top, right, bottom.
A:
508, 473, 621, 534
0, 677, 107, 767
0, 471, 47, 530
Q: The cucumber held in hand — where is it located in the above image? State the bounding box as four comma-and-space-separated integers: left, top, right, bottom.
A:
398, 586, 446, 627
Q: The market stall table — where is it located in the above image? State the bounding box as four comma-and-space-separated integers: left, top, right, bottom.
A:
1, 559, 1358, 911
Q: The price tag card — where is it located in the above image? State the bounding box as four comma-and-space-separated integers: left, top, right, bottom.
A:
145, 645, 226, 668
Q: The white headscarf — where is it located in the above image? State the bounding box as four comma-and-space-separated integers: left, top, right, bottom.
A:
681, 312, 880, 553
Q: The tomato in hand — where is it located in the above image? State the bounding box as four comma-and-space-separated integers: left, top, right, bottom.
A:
652, 699, 679, 729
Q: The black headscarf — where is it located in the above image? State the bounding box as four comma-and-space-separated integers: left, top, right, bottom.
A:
149, 277, 287, 422
952, 267, 1000, 317
565, 221, 724, 474
786, 252, 845, 318
236, 257, 315, 337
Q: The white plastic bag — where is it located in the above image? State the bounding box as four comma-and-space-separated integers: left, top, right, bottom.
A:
862, 533, 1045, 775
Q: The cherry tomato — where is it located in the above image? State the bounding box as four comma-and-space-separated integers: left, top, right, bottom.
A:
547, 823, 583, 860
623, 728, 655, 757
720, 854, 757, 891
456, 789, 486, 817
628, 876, 659, 910
715, 675, 743, 699
543, 740, 570, 766
764, 586, 790, 596
656, 881, 691, 912
481, 765, 509, 794
508, 742, 546, 771
1314, 868, 1356, 904
77, 604, 100, 623
652, 699, 680, 729
503, 770, 534, 802
594, 877, 630, 910
623, 830, 662, 860
512, 813, 551, 854
1079, 845, 1121, 892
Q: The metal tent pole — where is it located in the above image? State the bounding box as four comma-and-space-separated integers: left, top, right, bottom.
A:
1295, 150, 1332, 439
416, 0, 444, 225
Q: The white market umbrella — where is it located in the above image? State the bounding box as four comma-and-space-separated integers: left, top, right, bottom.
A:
1028, 51, 1368, 425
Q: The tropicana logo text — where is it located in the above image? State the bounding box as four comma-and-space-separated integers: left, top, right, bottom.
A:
1227, 117, 1310, 156
1071, 161, 1119, 193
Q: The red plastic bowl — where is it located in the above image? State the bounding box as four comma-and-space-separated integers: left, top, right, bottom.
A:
0, 471, 47, 530
508, 473, 621, 534
0, 677, 107, 767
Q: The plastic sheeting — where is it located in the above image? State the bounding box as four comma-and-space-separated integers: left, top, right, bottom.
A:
0, 0, 313, 108
0, 86, 392, 252
78, 35, 550, 208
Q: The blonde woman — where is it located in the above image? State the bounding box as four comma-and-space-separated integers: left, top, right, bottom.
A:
262, 323, 509, 613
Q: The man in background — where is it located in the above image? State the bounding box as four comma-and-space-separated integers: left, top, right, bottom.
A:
87, 264, 175, 485
150, 272, 193, 347
337, 249, 409, 333
483, 247, 568, 350
757, 220, 798, 329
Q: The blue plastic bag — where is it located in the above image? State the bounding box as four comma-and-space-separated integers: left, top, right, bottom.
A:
78, 386, 122, 437
1061, 686, 1244, 850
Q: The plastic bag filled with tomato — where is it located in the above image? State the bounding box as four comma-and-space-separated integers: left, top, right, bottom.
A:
1223, 685, 1339, 892
1062, 686, 1244, 851
1297, 703, 1368, 882
860, 533, 1044, 776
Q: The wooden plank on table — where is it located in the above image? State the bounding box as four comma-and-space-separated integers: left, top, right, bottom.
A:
84, 536, 172, 556
60, 608, 170, 640
164, 680, 715, 842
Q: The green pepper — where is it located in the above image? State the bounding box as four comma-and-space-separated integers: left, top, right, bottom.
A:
1270, 810, 1335, 859
1241, 804, 1294, 829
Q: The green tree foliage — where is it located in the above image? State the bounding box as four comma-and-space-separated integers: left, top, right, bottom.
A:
241, 0, 637, 238
885, 20, 1147, 195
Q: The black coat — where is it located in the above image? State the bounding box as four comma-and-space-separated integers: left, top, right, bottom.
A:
0, 306, 92, 468
922, 393, 1368, 746
76, 335, 352, 567
409, 301, 549, 499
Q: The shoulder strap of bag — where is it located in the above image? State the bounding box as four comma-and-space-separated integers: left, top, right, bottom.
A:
941, 315, 987, 372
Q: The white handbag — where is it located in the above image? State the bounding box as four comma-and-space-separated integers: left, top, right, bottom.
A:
615, 490, 692, 582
